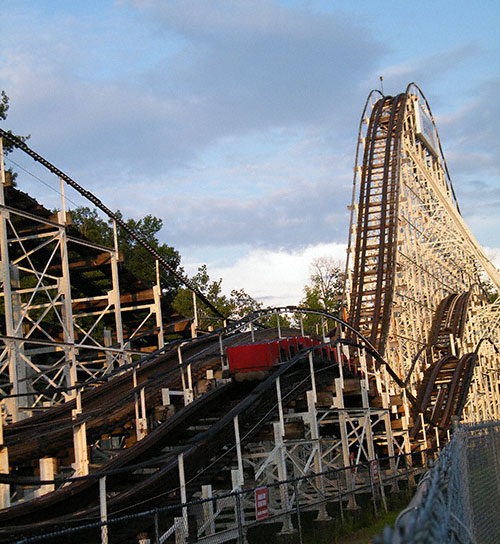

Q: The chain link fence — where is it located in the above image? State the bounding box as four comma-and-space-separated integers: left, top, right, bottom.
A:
377, 420, 500, 544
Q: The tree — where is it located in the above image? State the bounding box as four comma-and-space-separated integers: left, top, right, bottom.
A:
71, 206, 113, 245
299, 257, 345, 333
71, 206, 181, 301
228, 288, 263, 320
173, 265, 263, 328
0, 91, 9, 121
0, 90, 30, 184
480, 276, 499, 303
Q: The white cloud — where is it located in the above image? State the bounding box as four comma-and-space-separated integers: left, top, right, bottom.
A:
2, 0, 499, 275
484, 247, 500, 272
0, 0, 386, 182
203, 242, 347, 307
192, 242, 500, 310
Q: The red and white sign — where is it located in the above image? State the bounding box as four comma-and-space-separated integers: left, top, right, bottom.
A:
370, 460, 380, 483
255, 487, 269, 521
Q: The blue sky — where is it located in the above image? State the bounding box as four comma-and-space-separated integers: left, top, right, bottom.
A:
1, 0, 499, 304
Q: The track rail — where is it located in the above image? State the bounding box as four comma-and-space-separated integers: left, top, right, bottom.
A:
0, 306, 392, 541
2, 83, 499, 542
348, 93, 405, 353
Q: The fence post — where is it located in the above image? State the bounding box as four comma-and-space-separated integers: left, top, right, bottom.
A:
99, 476, 108, 544
293, 479, 304, 544
368, 461, 378, 517
174, 516, 186, 544
0, 410, 9, 509
306, 390, 330, 520
154, 510, 160, 544
274, 422, 294, 533
336, 472, 344, 526
235, 489, 245, 544
232, 470, 246, 543
178, 453, 188, 534
376, 457, 387, 513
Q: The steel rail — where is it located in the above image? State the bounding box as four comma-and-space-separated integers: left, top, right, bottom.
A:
350, 96, 385, 332
409, 289, 478, 438
371, 94, 405, 350
2, 305, 412, 467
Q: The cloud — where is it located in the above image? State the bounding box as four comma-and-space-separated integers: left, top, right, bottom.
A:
437, 79, 500, 177
197, 241, 500, 309
484, 247, 500, 272
0, 0, 386, 186
203, 241, 348, 307
88, 134, 355, 251
376, 44, 479, 97
1, 0, 498, 261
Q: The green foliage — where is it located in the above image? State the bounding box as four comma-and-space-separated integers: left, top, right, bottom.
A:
299, 257, 344, 333
260, 311, 293, 329
229, 288, 263, 320
173, 265, 262, 328
71, 206, 113, 245
0, 91, 9, 121
0, 90, 30, 181
71, 206, 181, 300
480, 276, 499, 303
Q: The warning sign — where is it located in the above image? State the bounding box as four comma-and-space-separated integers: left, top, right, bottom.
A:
255, 487, 269, 521
371, 460, 380, 483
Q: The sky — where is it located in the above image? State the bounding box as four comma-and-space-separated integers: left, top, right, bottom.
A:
1, 0, 499, 306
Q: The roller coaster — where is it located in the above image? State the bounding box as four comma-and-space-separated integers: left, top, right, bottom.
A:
0, 83, 499, 542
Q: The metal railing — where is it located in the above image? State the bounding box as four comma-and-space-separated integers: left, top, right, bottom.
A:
12, 450, 427, 543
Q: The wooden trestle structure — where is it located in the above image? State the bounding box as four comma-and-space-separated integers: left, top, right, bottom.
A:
0, 83, 499, 543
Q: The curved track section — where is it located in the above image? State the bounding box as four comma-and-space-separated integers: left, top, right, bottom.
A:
348, 93, 405, 352
346, 84, 500, 441
408, 290, 478, 438
409, 352, 477, 439
2, 85, 500, 542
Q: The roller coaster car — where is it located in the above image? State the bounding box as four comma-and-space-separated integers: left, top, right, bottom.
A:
227, 336, 333, 381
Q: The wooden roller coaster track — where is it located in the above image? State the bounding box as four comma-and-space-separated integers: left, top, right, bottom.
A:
0, 83, 499, 542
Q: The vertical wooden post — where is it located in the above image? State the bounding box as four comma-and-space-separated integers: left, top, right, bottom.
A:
0, 412, 9, 508
234, 416, 244, 488
201, 485, 215, 536
306, 391, 330, 520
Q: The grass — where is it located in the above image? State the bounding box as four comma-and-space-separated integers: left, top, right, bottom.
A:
334, 508, 402, 544
247, 485, 414, 544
